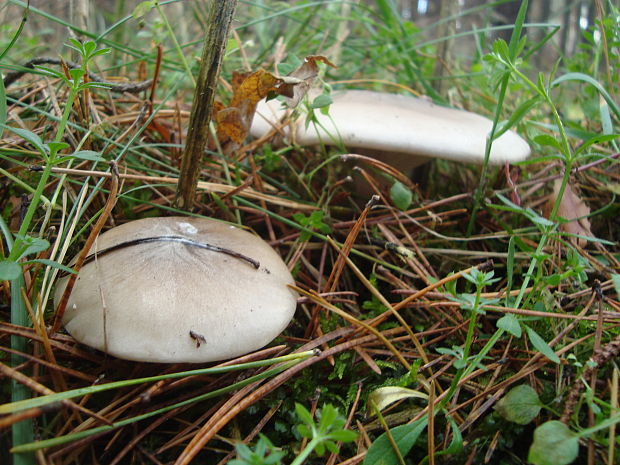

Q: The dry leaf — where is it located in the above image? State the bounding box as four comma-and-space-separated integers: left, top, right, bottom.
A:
550, 179, 593, 247
278, 55, 336, 107
216, 69, 283, 144
215, 56, 335, 146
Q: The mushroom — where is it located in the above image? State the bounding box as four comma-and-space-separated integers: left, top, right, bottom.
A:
250, 89, 530, 174
54, 217, 297, 363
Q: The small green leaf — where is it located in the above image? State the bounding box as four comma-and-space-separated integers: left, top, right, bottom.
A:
47, 141, 70, 155
23, 259, 76, 275
363, 417, 428, 465
297, 424, 312, 439
17, 236, 50, 258
496, 314, 522, 337
78, 82, 113, 91
494, 96, 539, 139
527, 210, 555, 227
525, 325, 560, 363
12, 236, 50, 262
0, 260, 21, 280
67, 38, 82, 50
495, 384, 541, 424
71, 150, 105, 162
324, 439, 339, 454
534, 134, 563, 152
295, 403, 314, 426
390, 181, 412, 210
4, 126, 47, 154
83, 40, 96, 57
442, 416, 463, 454
544, 274, 562, 286
528, 421, 579, 465
34, 65, 67, 81
318, 404, 337, 432
69, 68, 85, 83
492, 39, 510, 61
90, 48, 111, 59
369, 386, 428, 414
330, 429, 357, 442
311, 94, 332, 109
65, 42, 82, 56
133, 1, 154, 19
574, 134, 619, 156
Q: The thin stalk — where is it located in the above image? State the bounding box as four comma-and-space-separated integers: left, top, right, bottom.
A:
467, 0, 529, 235
11, 85, 79, 259
175, 0, 238, 210
10, 274, 34, 465
461, 285, 483, 364
153, 0, 195, 87
436, 283, 483, 411
290, 437, 322, 465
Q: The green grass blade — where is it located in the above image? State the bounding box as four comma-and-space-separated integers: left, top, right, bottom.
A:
10, 360, 300, 453
10, 275, 35, 465
0, 351, 316, 415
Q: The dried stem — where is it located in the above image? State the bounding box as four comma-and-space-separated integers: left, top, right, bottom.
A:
175, 0, 238, 210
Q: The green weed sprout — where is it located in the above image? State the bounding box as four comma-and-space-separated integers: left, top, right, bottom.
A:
229, 435, 285, 465
229, 403, 357, 465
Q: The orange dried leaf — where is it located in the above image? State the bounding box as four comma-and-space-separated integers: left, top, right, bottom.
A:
230, 69, 282, 108
217, 69, 283, 144
216, 107, 247, 144
215, 57, 334, 145
231, 70, 250, 92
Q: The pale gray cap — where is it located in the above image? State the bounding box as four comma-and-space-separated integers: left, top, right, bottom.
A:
251, 89, 530, 167
55, 217, 297, 363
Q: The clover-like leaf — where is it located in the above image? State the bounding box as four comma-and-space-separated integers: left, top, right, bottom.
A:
495, 384, 542, 424
528, 421, 579, 465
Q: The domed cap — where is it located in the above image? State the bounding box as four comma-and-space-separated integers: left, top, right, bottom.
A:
251, 89, 530, 167
55, 217, 297, 363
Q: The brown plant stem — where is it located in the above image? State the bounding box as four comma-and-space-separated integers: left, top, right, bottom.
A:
175, 0, 238, 210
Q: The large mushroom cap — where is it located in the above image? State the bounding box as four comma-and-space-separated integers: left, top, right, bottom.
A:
251, 89, 530, 167
55, 217, 297, 363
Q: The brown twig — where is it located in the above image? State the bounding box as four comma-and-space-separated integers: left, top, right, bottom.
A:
3, 57, 152, 93
175, 0, 238, 210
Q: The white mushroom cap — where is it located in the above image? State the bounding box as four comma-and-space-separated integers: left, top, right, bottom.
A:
54, 217, 297, 363
251, 89, 530, 168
